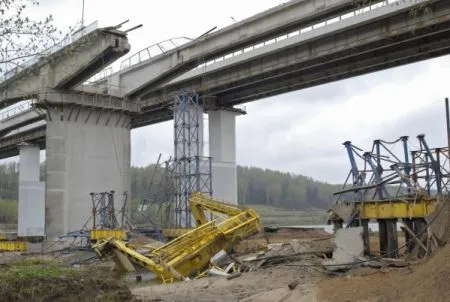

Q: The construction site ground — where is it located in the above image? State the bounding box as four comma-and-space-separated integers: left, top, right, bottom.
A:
1, 227, 448, 302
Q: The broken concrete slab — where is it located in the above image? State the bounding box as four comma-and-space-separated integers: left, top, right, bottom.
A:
323, 226, 364, 271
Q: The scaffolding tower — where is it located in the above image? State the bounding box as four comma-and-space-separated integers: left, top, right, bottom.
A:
172, 90, 212, 227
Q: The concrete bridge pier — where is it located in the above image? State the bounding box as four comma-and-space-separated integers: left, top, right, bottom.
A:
42, 95, 135, 237
18, 142, 45, 239
208, 109, 244, 204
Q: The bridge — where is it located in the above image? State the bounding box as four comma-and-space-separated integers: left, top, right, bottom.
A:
1, 0, 449, 237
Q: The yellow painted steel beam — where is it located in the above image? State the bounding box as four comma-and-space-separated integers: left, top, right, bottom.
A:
0, 241, 27, 252
90, 229, 127, 241
94, 193, 263, 283
356, 199, 436, 219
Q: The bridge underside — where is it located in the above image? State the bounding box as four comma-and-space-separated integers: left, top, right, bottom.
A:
129, 1, 450, 128
3, 18, 450, 157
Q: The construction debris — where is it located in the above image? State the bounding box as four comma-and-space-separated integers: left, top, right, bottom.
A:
93, 193, 263, 283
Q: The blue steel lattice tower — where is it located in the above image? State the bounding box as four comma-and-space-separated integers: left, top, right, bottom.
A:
172, 90, 212, 227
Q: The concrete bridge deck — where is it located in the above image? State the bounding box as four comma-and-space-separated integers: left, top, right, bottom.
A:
0, 23, 130, 107
99, 0, 373, 99
132, 0, 450, 127
1, 0, 448, 152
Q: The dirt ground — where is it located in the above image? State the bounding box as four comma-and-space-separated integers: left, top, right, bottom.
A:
318, 245, 450, 302
132, 265, 321, 302
130, 229, 442, 302
131, 228, 329, 302
2, 227, 447, 302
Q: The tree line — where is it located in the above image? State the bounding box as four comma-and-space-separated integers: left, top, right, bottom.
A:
0, 162, 341, 211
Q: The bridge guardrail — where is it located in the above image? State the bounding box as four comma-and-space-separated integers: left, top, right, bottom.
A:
120, 37, 193, 71
0, 101, 35, 122
84, 67, 113, 85
1, 21, 98, 83
195, 0, 402, 70
86, 0, 406, 87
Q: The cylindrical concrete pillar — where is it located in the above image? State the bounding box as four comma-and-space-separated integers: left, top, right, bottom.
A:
208, 110, 239, 204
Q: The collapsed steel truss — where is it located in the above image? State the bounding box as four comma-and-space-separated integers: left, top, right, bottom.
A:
335, 134, 450, 203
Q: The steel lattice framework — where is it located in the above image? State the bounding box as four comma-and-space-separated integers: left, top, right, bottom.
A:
335, 134, 450, 204
172, 90, 212, 227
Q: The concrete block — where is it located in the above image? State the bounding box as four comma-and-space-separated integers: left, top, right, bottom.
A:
26, 242, 43, 253
323, 226, 364, 270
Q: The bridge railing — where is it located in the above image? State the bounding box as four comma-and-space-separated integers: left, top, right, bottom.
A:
1, 21, 98, 83
0, 101, 35, 122
119, 37, 193, 71
83, 0, 407, 92
84, 67, 113, 85
195, 0, 401, 70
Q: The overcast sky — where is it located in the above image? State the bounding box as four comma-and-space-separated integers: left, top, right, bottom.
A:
10, 0, 450, 184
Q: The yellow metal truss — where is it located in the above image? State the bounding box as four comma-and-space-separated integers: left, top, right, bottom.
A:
93, 192, 263, 283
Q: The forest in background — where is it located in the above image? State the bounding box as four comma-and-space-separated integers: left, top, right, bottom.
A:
0, 162, 342, 225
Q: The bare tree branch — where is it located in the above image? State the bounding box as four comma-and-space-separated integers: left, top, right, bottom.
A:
0, 0, 75, 73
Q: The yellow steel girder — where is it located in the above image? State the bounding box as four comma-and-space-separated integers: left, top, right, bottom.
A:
356, 199, 436, 219
0, 241, 27, 252
90, 229, 127, 241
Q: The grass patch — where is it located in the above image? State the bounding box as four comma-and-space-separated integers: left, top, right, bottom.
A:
0, 258, 134, 302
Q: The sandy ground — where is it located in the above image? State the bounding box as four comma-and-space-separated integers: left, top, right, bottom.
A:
318, 245, 450, 302
132, 265, 321, 302
129, 229, 439, 302
131, 244, 450, 302
131, 228, 330, 302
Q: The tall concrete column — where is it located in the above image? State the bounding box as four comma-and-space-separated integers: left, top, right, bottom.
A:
18, 143, 45, 238
45, 105, 131, 237
208, 109, 239, 204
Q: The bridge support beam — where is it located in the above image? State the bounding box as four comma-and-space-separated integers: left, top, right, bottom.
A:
44, 105, 131, 237
18, 142, 45, 239
208, 109, 241, 204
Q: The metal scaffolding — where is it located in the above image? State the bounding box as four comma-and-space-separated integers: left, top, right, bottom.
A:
172, 90, 212, 227
335, 135, 450, 205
